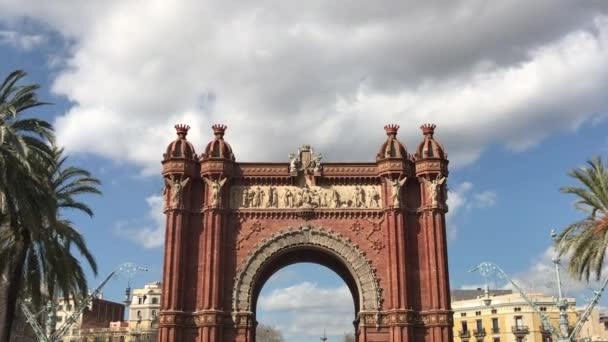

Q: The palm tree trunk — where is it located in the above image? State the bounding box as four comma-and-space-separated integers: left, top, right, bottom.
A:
0, 233, 29, 342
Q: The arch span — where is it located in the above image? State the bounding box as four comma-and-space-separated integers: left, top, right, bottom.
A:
232, 225, 384, 315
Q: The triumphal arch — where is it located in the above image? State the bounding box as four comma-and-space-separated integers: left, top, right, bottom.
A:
159, 123, 452, 342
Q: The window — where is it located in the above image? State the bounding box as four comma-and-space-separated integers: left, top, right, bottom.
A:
475, 311, 481, 316
152, 297, 158, 305
57, 305, 63, 311
462, 321, 468, 332
493, 338, 500, 342
540, 307, 547, 312
461, 313, 467, 317
476, 319, 483, 331
66, 304, 72, 311
138, 297, 143, 304
137, 310, 141, 318
515, 316, 524, 327
491, 309, 497, 314
516, 338, 523, 342
514, 307, 521, 312
152, 310, 157, 317
56, 316, 63, 322
492, 318, 499, 333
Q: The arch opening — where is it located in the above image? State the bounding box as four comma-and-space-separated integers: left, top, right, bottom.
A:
251, 247, 360, 314
255, 262, 357, 341
232, 226, 383, 317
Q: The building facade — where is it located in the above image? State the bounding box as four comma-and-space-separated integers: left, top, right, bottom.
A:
55, 297, 125, 342
452, 290, 577, 342
159, 123, 453, 341
57, 295, 125, 341
75, 282, 162, 342
127, 281, 161, 341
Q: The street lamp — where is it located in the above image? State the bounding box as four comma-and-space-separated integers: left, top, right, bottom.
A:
320, 328, 327, 341
482, 284, 492, 306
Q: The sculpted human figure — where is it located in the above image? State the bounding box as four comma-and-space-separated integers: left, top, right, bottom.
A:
310, 148, 323, 173
288, 149, 300, 173
387, 177, 407, 206
268, 187, 279, 208
425, 175, 446, 206
203, 177, 227, 206
165, 176, 190, 208
241, 188, 250, 208
368, 187, 380, 208
319, 189, 327, 207
357, 186, 365, 208
352, 186, 360, 207
251, 186, 264, 208
294, 189, 303, 207
283, 188, 294, 208
329, 187, 340, 208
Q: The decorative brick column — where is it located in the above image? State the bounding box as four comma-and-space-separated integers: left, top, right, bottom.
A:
415, 124, 453, 342
159, 125, 198, 342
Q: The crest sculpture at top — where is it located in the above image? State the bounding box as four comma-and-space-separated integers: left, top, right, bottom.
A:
289, 144, 322, 174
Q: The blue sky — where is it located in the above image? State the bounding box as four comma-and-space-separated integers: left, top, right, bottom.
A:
2, 2, 608, 341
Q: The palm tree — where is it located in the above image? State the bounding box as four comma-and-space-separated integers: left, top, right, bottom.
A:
0, 71, 100, 341
0, 69, 56, 341
556, 156, 608, 281
44, 146, 100, 302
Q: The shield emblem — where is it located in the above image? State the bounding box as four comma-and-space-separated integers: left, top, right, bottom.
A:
299, 145, 312, 170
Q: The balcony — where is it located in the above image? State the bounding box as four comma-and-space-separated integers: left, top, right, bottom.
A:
511, 325, 529, 335
473, 328, 486, 337
459, 330, 471, 339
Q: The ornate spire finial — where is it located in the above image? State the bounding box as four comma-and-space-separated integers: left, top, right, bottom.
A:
174, 124, 190, 138
421, 123, 436, 137
212, 124, 227, 138
384, 124, 399, 137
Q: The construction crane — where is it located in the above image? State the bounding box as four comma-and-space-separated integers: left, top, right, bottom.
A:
470, 261, 608, 342
21, 262, 147, 342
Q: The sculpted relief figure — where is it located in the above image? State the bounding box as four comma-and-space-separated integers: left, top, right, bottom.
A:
242, 188, 250, 208
165, 176, 190, 208
283, 188, 294, 208
329, 187, 340, 208
268, 187, 279, 208
288, 150, 300, 173
424, 175, 447, 206
310, 148, 323, 173
387, 177, 407, 207
203, 177, 228, 206
368, 187, 380, 208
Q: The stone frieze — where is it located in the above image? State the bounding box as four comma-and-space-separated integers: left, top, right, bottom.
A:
228, 185, 382, 209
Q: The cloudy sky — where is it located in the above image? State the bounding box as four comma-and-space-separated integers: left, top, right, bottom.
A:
2, 1, 608, 341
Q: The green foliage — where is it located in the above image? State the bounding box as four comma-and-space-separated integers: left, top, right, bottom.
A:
557, 156, 608, 281
0, 70, 101, 341
256, 323, 285, 342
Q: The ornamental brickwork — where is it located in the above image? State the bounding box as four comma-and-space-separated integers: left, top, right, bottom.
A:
159, 123, 453, 342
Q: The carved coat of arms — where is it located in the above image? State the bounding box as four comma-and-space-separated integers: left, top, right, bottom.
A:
289, 145, 322, 174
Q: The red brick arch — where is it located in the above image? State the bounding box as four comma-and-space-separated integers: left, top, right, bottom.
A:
232, 224, 383, 314
159, 124, 453, 342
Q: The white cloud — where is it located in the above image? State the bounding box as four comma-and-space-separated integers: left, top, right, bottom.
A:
0, 2, 607, 174
473, 191, 497, 208
113, 195, 165, 248
258, 282, 354, 338
446, 182, 496, 240
0, 30, 45, 50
